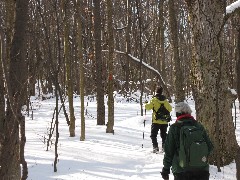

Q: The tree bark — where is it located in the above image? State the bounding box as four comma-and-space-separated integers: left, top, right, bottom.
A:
76, 0, 85, 141
235, 13, 240, 180
236, 146, 240, 180
0, 32, 4, 134
64, 0, 75, 137
236, 25, 240, 109
93, 0, 105, 125
168, 0, 185, 103
20, 116, 28, 179
0, 0, 29, 178
136, 0, 144, 116
0, 30, 5, 176
159, 0, 166, 78
125, 0, 132, 94
106, 0, 114, 134
186, 0, 238, 166
5, 0, 15, 66
54, 76, 59, 172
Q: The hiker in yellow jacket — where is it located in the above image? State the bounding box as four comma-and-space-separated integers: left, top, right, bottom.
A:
145, 86, 172, 153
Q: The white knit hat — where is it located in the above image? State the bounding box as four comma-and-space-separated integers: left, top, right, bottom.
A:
175, 102, 192, 114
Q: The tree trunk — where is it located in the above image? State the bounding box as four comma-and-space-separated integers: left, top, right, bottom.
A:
168, 0, 185, 103
125, 0, 132, 94
19, 116, 28, 179
54, 75, 59, 172
186, 0, 238, 166
0, 0, 29, 178
136, 0, 144, 116
236, 26, 240, 109
0, 33, 4, 133
0, 31, 5, 173
76, 0, 85, 141
93, 0, 105, 125
158, 0, 166, 80
106, 0, 114, 134
64, 0, 75, 137
236, 146, 240, 180
5, 0, 15, 66
235, 14, 240, 180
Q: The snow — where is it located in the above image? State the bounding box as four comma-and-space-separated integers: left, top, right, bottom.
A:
114, 50, 166, 84
25, 93, 239, 180
229, 88, 238, 95
226, 0, 240, 14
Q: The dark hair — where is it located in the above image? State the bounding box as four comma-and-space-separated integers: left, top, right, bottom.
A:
156, 86, 163, 95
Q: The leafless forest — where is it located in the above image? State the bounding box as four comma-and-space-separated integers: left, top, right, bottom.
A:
0, 0, 240, 179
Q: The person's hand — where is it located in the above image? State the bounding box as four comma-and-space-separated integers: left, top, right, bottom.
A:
160, 167, 170, 180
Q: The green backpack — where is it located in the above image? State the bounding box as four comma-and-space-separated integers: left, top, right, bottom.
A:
178, 121, 209, 169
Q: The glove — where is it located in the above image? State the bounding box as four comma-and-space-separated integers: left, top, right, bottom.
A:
161, 167, 170, 180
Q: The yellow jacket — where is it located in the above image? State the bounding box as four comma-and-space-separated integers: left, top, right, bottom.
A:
145, 96, 172, 124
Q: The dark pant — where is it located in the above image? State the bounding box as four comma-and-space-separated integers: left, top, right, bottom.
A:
174, 171, 210, 180
150, 123, 168, 148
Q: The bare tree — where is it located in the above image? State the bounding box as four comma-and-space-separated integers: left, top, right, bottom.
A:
234, 10, 240, 111
185, 0, 238, 169
136, 0, 144, 116
75, 0, 86, 141
0, 0, 29, 179
0, 31, 4, 134
63, 0, 76, 137
233, 9, 240, 180
93, 0, 105, 125
106, 0, 114, 134
158, 0, 166, 80
168, 0, 185, 102
0, 26, 5, 172
124, 0, 131, 94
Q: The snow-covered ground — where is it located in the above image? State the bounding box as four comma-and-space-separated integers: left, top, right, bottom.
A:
25, 93, 238, 180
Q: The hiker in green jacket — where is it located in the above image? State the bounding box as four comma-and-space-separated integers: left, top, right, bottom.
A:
161, 102, 214, 180
145, 86, 172, 153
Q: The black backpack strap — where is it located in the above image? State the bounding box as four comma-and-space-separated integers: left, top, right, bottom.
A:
153, 103, 164, 112
171, 122, 183, 154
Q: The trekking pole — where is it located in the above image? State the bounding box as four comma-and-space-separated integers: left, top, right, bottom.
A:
142, 108, 147, 148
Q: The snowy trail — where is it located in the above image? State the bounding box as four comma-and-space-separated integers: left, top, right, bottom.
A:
25, 96, 237, 180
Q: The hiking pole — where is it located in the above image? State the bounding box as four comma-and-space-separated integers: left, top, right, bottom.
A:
142, 108, 147, 148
